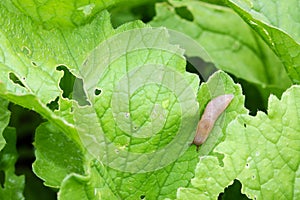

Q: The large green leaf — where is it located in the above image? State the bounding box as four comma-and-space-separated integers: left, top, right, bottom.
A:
226, 0, 300, 83
0, 128, 25, 200
0, 3, 114, 145
150, 1, 292, 93
75, 70, 247, 199
0, 0, 156, 29
0, 2, 158, 145
177, 85, 300, 199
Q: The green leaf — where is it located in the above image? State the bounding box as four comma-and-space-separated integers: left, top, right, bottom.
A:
58, 160, 119, 200
0, 0, 156, 29
0, 4, 115, 145
74, 26, 200, 173
33, 122, 85, 188
0, 98, 10, 150
150, 1, 292, 93
33, 122, 119, 199
226, 0, 300, 83
177, 85, 300, 199
0, 127, 25, 200
75, 68, 247, 199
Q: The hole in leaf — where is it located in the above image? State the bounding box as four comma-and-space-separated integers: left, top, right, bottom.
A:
21, 46, 31, 56
110, 3, 156, 28
46, 96, 59, 111
0, 170, 4, 188
185, 56, 217, 82
56, 65, 90, 106
8, 103, 56, 198
131, 4, 156, 23
94, 88, 102, 96
218, 179, 251, 200
228, 73, 267, 116
31, 61, 37, 67
140, 195, 145, 199
9, 72, 25, 87
57, 65, 76, 99
73, 78, 91, 106
175, 6, 194, 21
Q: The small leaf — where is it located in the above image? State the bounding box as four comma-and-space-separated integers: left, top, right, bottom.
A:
33, 122, 85, 188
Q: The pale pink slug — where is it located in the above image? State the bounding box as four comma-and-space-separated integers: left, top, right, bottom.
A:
193, 94, 234, 150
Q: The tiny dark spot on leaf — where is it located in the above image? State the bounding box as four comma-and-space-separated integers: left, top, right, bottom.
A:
140, 195, 145, 199
31, 61, 37, 67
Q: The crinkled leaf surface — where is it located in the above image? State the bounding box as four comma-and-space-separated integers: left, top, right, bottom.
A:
0, 127, 25, 200
226, 0, 300, 83
0, 0, 155, 29
0, 98, 10, 150
2, 0, 298, 199
150, 1, 291, 93
75, 69, 247, 199
0, 3, 114, 145
177, 85, 300, 200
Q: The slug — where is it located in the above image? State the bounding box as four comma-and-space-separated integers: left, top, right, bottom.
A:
193, 94, 234, 151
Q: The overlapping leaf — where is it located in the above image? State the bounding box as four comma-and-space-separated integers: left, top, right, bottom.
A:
177, 85, 300, 199
76, 70, 247, 199
150, 0, 292, 92
226, 0, 300, 83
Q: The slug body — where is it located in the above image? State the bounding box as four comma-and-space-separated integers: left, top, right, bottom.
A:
193, 94, 234, 150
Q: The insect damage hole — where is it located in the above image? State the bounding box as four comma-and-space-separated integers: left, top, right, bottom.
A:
9, 72, 25, 87
94, 88, 102, 96
31, 61, 37, 67
218, 179, 250, 200
46, 96, 59, 111
56, 65, 90, 106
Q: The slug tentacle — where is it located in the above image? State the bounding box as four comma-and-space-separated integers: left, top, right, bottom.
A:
193, 94, 234, 151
